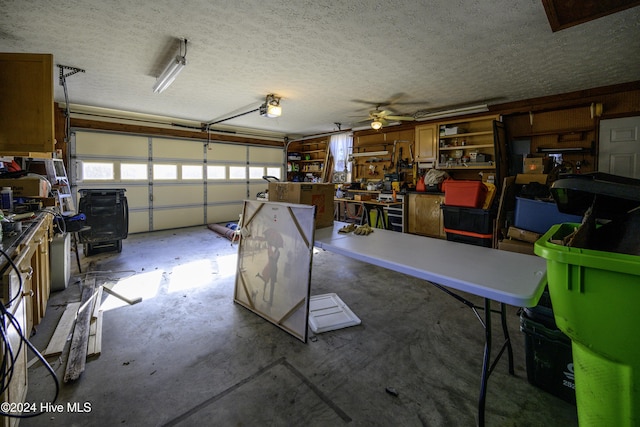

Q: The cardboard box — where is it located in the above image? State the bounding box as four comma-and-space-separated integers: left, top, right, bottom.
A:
353, 194, 372, 201
507, 226, 542, 243
523, 157, 551, 174
0, 177, 49, 197
498, 238, 535, 255
268, 183, 334, 229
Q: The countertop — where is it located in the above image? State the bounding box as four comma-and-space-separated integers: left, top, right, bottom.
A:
0, 211, 52, 265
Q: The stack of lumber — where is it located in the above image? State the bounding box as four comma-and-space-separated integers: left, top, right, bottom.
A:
40, 274, 141, 382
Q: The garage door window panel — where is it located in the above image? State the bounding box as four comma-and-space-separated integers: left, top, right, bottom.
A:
207, 165, 226, 180
154, 164, 178, 180
182, 165, 203, 180
82, 161, 114, 180
121, 163, 148, 180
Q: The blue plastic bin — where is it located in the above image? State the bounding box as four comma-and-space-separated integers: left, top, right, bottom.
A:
514, 197, 582, 234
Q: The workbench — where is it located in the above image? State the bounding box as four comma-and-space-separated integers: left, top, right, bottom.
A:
334, 198, 403, 230
314, 222, 547, 426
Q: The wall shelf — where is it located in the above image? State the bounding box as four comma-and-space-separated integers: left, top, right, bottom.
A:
511, 126, 594, 139
440, 130, 493, 139
536, 141, 595, 155
435, 115, 502, 175
439, 163, 495, 170
440, 144, 494, 151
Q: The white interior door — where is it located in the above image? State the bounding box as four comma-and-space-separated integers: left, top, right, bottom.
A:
598, 116, 640, 178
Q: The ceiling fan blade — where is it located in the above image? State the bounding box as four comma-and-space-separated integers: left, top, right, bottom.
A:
350, 118, 374, 125
385, 115, 415, 121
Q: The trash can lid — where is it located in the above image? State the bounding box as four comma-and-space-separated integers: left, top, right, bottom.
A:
550, 172, 640, 218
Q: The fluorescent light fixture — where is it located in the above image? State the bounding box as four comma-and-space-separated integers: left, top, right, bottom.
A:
370, 120, 383, 130
260, 94, 282, 118
351, 151, 388, 157
153, 39, 187, 93
415, 104, 489, 121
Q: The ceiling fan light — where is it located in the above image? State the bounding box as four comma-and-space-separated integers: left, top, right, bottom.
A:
371, 120, 383, 130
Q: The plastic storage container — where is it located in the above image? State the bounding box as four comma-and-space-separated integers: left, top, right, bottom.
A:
50, 233, 70, 291
78, 189, 128, 255
520, 289, 575, 404
441, 205, 493, 234
514, 197, 582, 234
444, 228, 492, 247
550, 172, 640, 218
535, 223, 640, 426
442, 180, 487, 208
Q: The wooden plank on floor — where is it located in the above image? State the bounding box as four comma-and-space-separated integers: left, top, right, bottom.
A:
87, 309, 103, 357
87, 286, 103, 357
43, 302, 81, 357
92, 286, 103, 319
64, 276, 96, 382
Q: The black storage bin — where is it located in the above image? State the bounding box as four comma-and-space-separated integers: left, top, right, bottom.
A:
520, 289, 576, 405
78, 189, 128, 255
444, 229, 493, 247
441, 205, 493, 234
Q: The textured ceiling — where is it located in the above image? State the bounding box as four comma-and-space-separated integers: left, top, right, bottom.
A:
1, 1, 639, 139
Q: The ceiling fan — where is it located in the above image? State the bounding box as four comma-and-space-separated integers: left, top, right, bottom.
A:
355, 105, 416, 130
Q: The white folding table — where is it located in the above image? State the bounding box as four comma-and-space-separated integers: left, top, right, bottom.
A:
314, 222, 548, 427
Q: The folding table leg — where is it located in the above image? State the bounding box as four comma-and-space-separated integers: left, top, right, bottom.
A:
478, 299, 514, 427
478, 298, 492, 427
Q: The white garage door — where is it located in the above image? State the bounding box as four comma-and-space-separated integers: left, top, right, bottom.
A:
71, 130, 283, 233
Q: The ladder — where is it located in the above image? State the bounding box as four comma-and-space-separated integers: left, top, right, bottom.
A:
43, 158, 75, 216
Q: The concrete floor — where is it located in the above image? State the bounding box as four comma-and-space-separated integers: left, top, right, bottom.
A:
23, 226, 578, 426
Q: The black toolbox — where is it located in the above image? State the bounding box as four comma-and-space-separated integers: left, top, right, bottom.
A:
520, 288, 576, 404
78, 189, 129, 255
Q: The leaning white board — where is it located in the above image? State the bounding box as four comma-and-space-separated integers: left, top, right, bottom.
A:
308, 293, 361, 333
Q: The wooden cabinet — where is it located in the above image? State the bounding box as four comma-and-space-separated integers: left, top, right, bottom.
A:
0, 53, 55, 157
407, 193, 445, 238
415, 123, 438, 163
0, 214, 53, 424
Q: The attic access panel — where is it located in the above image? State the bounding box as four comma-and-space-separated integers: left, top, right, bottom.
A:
234, 200, 316, 342
542, 0, 640, 31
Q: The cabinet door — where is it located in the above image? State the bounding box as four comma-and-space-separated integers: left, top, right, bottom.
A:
33, 221, 52, 325
0, 53, 55, 155
415, 124, 437, 162
408, 193, 444, 238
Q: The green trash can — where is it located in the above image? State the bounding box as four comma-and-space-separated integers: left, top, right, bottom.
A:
535, 223, 640, 426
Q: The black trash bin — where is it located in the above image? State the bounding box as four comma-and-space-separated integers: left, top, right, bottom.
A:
78, 189, 128, 255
